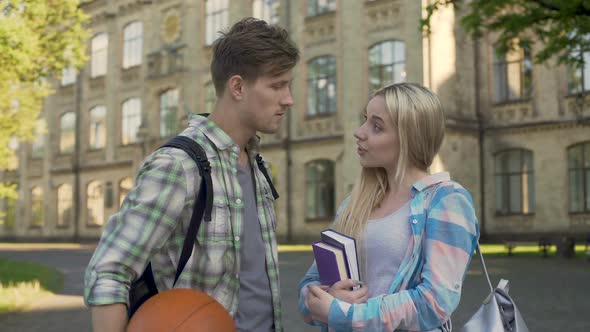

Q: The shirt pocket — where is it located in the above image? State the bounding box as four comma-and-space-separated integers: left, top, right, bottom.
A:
204, 197, 230, 239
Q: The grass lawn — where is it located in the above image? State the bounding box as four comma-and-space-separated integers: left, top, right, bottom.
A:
0, 258, 63, 314
278, 244, 590, 258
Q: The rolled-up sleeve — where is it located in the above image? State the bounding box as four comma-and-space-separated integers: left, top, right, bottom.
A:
84, 151, 190, 306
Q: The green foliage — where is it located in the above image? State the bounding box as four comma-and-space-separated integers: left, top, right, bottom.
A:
421, 0, 590, 66
0, 0, 89, 199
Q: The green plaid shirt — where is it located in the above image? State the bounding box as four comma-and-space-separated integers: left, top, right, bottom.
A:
84, 114, 282, 330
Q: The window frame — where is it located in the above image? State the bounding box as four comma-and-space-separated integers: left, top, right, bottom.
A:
305, 159, 335, 221
307, 56, 337, 118
368, 40, 406, 93
567, 141, 590, 214
493, 47, 533, 104
494, 148, 535, 216
123, 21, 143, 69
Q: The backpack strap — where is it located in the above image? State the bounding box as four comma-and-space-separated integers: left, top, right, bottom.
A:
160, 135, 213, 285
255, 154, 279, 200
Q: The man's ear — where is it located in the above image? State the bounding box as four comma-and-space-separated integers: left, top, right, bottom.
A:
227, 75, 244, 100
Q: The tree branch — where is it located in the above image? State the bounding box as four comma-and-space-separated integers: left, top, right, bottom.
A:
529, 0, 561, 12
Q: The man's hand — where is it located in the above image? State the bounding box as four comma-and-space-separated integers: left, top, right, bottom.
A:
326, 279, 368, 304
90, 303, 128, 332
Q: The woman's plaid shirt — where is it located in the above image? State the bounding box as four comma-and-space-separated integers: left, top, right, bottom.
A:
84, 115, 282, 330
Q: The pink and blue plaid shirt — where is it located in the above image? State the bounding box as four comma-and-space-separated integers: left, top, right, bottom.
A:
299, 172, 480, 331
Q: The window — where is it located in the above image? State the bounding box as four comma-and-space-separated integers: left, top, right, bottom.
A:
205, 82, 216, 114
369, 40, 406, 93
568, 142, 590, 213
91, 33, 108, 77
119, 177, 133, 207
122, 98, 141, 145
253, 0, 279, 24
306, 160, 335, 219
87, 180, 104, 226
205, 0, 229, 45
89, 106, 106, 150
307, 56, 337, 116
60, 112, 76, 154
31, 119, 46, 158
568, 35, 590, 93
494, 149, 535, 215
61, 67, 76, 86
160, 89, 179, 137
1, 197, 16, 229
123, 21, 143, 69
31, 186, 43, 227
307, 0, 336, 16
57, 184, 72, 227
493, 47, 532, 103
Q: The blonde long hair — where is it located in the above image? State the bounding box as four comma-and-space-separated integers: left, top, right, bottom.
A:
335, 83, 445, 241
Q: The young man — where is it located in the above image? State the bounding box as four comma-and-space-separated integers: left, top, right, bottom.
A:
84, 17, 300, 332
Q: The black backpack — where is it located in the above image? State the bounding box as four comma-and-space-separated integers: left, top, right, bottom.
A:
128, 135, 278, 318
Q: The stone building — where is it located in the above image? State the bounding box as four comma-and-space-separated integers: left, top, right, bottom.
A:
1, 0, 589, 242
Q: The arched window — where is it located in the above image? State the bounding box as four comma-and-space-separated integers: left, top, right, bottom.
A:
60, 112, 76, 154
307, 56, 337, 117
307, 0, 336, 16
31, 186, 43, 226
87, 180, 105, 226
493, 46, 532, 103
122, 98, 141, 145
119, 177, 133, 207
494, 149, 535, 215
123, 21, 143, 68
205, 0, 228, 45
205, 81, 216, 114
567, 141, 590, 213
160, 89, 179, 137
89, 106, 107, 149
306, 160, 335, 220
91, 33, 108, 77
31, 119, 46, 158
253, 0, 279, 24
57, 184, 73, 227
369, 40, 406, 93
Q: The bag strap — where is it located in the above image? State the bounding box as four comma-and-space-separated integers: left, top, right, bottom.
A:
160, 136, 214, 285
475, 242, 494, 293
255, 154, 279, 199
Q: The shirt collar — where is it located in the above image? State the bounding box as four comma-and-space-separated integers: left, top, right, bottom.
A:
188, 114, 262, 155
412, 172, 451, 192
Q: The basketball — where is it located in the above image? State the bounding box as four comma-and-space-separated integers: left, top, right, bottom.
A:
127, 288, 236, 332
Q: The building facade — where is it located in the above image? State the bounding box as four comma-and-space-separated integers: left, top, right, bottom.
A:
1, 0, 589, 242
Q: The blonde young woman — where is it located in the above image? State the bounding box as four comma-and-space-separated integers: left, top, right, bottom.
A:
298, 83, 479, 332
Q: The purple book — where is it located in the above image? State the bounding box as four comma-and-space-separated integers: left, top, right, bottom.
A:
312, 241, 350, 286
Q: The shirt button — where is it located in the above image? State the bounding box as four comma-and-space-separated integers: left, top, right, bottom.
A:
236, 198, 242, 204
412, 219, 418, 224
235, 273, 239, 279
233, 146, 240, 153
235, 236, 240, 241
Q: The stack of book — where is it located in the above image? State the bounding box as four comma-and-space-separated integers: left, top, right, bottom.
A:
312, 229, 360, 286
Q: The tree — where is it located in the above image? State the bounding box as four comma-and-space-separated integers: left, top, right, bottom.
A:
0, 0, 89, 199
421, 0, 590, 67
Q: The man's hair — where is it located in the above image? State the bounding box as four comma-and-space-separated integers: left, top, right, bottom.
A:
210, 17, 300, 96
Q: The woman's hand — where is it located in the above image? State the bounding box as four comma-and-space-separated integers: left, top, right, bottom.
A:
327, 279, 369, 304
306, 285, 334, 323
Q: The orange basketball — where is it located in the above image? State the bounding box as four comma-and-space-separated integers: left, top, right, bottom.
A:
127, 288, 236, 332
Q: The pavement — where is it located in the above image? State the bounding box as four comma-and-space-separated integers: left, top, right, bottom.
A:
0, 245, 589, 331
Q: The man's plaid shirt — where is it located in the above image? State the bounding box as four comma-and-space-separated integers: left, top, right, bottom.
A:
84, 114, 283, 330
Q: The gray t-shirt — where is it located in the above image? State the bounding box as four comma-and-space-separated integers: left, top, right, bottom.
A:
234, 162, 274, 332
361, 201, 412, 298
